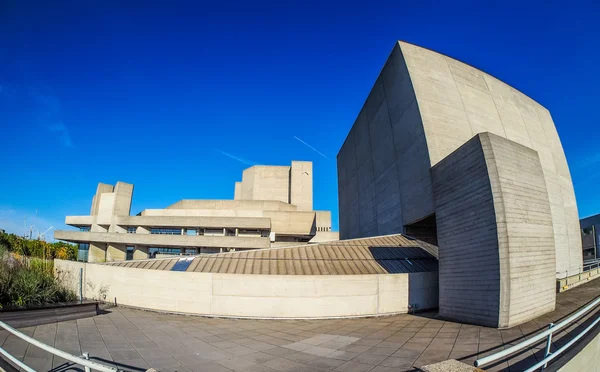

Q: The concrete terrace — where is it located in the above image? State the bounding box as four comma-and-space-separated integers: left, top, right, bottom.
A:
1, 279, 599, 372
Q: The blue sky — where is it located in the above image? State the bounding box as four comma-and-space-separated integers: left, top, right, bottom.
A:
0, 1, 599, 238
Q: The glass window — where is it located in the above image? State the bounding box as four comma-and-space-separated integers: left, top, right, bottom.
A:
150, 228, 182, 235
127, 227, 136, 234
185, 229, 197, 236
148, 247, 181, 258
79, 226, 91, 232
126, 246, 134, 261
78, 243, 89, 262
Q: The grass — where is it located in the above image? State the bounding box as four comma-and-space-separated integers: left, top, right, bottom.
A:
0, 244, 77, 309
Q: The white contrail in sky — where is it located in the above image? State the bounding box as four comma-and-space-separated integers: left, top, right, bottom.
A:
215, 149, 256, 166
294, 136, 329, 159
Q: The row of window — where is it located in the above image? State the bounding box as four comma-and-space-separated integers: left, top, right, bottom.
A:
150, 228, 183, 235
316, 227, 332, 232
77, 244, 239, 261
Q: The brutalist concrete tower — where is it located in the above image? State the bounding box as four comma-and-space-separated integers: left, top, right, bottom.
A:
337, 41, 582, 327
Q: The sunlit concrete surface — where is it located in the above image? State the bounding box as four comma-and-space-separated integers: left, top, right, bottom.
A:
1, 278, 599, 372
55, 161, 338, 262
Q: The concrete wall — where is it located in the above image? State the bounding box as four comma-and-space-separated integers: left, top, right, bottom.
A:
264, 211, 316, 235
290, 161, 313, 211
310, 231, 340, 243
90, 183, 114, 215
113, 182, 134, 216
401, 41, 581, 278
55, 259, 438, 318
234, 182, 242, 200
432, 133, 556, 328
337, 41, 582, 277
337, 42, 432, 240
241, 166, 291, 204
164, 200, 298, 212
114, 215, 270, 229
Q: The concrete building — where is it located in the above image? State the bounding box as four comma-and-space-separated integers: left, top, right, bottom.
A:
55, 161, 338, 262
580, 213, 600, 261
337, 41, 581, 327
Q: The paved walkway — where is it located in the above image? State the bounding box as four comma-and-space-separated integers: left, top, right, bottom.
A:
1, 279, 599, 372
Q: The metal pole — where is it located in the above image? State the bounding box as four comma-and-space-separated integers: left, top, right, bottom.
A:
83, 352, 91, 372
542, 323, 554, 370
80, 267, 83, 303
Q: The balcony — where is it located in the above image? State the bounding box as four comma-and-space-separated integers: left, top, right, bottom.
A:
54, 230, 270, 249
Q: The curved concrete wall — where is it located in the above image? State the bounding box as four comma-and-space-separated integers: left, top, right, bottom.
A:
337, 41, 582, 277
54, 259, 438, 318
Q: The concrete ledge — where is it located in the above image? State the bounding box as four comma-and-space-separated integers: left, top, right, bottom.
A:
0, 302, 98, 328
421, 359, 483, 372
557, 268, 600, 293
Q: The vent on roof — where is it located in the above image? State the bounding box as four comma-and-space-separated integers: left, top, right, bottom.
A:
369, 246, 438, 273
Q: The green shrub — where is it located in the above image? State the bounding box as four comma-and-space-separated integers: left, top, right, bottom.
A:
0, 231, 77, 261
0, 247, 77, 309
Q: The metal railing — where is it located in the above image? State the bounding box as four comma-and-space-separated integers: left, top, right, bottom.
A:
0, 320, 125, 372
556, 259, 600, 280
583, 259, 600, 272
474, 296, 600, 371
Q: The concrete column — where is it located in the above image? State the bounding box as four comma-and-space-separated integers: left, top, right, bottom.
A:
133, 246, 148, 260
137, 226, 150, 234
106, 244, 126, 262
88, 243, 106, 262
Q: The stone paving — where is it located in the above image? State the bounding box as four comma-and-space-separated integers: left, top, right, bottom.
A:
1, 278, 599, 372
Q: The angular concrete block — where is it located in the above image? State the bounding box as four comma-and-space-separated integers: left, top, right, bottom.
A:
432, 132, 556, 328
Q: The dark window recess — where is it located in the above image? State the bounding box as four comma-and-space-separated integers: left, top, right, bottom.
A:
369, 246, 438, 273
126, 246, 134, 261
404, 214, 438, 246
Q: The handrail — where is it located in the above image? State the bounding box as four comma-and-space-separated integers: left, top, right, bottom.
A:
523, 315, 600, 372
0, 345, 36, 372
475, 295, 600, 369
0, 320, 122, 372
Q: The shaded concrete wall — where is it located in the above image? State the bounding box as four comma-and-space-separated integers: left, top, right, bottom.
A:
337, 40, 582, 277
55, 259, 438, 318
337, 43, 430, 239
432, 133, 556, 328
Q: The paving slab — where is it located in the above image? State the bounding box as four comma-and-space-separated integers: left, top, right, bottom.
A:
0, 277, 599, 371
